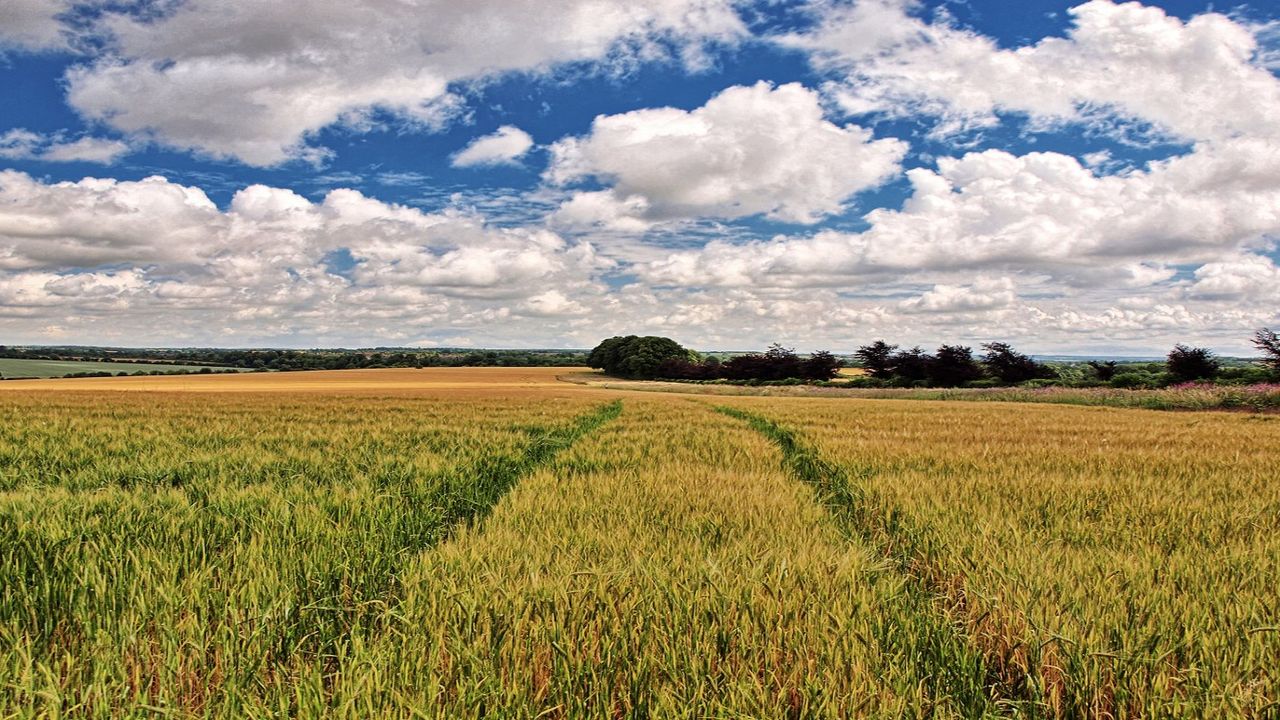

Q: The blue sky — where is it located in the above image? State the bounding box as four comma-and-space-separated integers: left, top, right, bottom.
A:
1, 0, 1279, 352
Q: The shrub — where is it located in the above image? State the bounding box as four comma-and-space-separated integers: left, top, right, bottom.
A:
1111, 372, 1158, 389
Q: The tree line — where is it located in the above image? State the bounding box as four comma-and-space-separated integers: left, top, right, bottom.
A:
588, 329, 1280, 387
587, 336, 841, 381
0, 346, 588, 372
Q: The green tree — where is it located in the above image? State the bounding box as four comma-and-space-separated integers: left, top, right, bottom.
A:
587, 336, 695, 379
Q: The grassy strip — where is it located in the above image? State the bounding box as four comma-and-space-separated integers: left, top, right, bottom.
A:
568, 373, 1280, 412
717, 405, 1047, 717
819, 383, 1280, 412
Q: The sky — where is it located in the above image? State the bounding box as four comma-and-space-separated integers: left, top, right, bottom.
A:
1, 0, 1279, 353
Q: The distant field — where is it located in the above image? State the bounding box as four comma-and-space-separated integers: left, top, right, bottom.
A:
0, 367, 1275, 717
0, 365, 584, 391
0, 358, 239, 379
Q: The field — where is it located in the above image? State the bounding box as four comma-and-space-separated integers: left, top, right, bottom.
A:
1, 368, 1276, 718
0, 358, 239, 379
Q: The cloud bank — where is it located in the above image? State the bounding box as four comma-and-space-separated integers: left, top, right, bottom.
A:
0, 0, 1278, 352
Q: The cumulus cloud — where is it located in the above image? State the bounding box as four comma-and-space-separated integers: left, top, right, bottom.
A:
2, 0, 1278, 352
643, 145, 1280, 289
547, 81, 906, 227
0, 171, 611, 344
1188, 253, 1280, 300
899, 278, 1016, 314
789, 0, 1280, 144
451, 126, 535, 168
63, 0, 745, 165
625, 1, 1280, 351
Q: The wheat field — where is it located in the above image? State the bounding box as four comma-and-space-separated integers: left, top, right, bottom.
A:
0, 369, 1276, 718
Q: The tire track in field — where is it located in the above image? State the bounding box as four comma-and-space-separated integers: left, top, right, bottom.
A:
276, 399, 624, 664
370, 399, 1002, 717
426, 398, 624, 537
717, 405, 1047, 719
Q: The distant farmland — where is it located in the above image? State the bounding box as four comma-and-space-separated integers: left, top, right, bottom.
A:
0, 358, 240, 379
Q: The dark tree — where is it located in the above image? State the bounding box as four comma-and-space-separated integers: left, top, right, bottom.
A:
587, 336, 694, 379
855, 340, 898, 380
802, 350, 842, 381
711, 344, 836, 381
891, 346, 932, 384
765, 344, 804, 380
981, 342, 1054, 385
721, 344, 794, 381
1254, 328, 1280, 376
655, 357, 718, 380
928, 345, 985, 387
1166, 344, 1220, 383
1087, 360, 1119, 382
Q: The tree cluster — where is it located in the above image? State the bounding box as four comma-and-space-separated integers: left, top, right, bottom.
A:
854, 341, 1054, 387
588, 337, 841, 381
586, 336, 697, 379
659, 345, 842, 382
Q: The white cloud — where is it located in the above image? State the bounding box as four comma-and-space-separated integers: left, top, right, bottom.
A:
452, 126, 535, 168
899, 278, 1016, 314
643, 145, 1280, 290
0, 171, 610, 346
0, 171, 220, 271
550, 190, 655, 232
789, 0, 1280, 144
0, 129, 131, 163
1188, 253, 1280, 300
0, 130, 43, 159
2, 0, 1278, 353
0, 0, 68, 51
519, 289, 590, 317
547, 81, 906, 226
40, 136, 131, 163
64, 0, 746, 165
